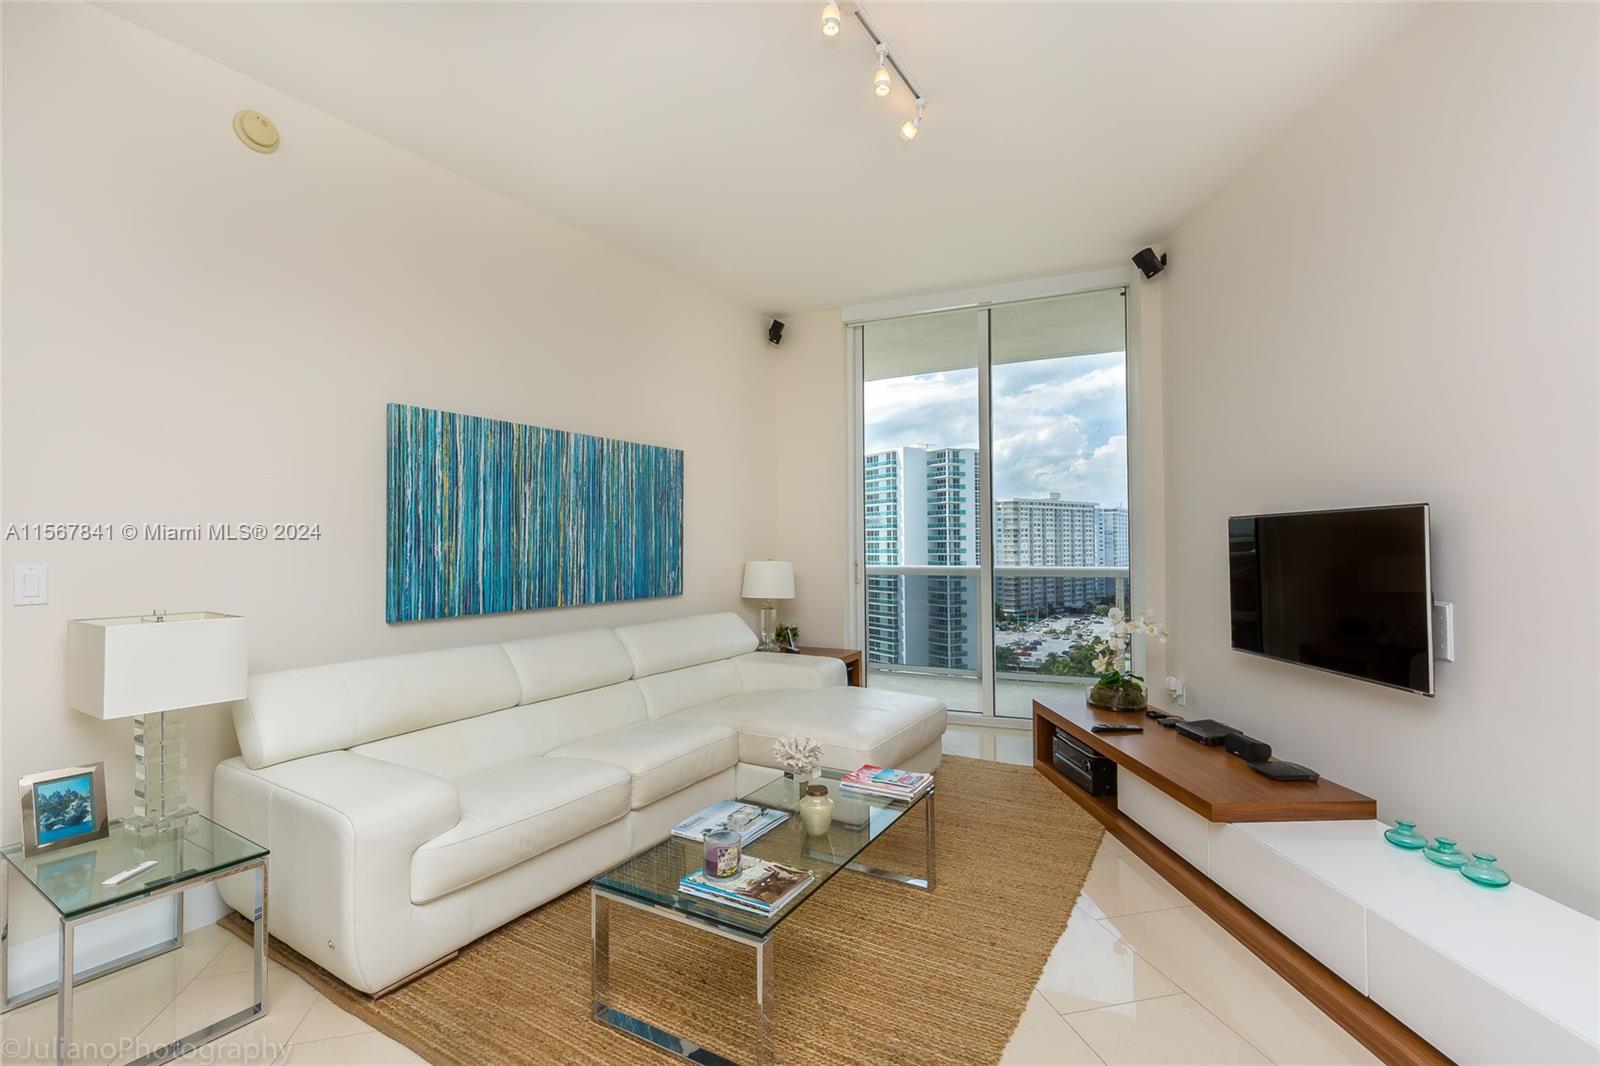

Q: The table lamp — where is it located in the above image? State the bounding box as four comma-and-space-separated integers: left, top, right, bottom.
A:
741, 561, 794, 652
66, 610, 247, 834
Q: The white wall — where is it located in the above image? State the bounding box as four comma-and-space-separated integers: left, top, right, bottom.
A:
769, 308, 853, 646
0, 2, 778, 849
1159, 3, 1598, 914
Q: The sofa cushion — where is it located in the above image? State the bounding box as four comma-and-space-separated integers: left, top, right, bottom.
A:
547, 718, 739, 809
352, 681, 649, 780
633, 661, 743, 720
614, 613, 757, 677
410, 756, 630, 904
236, 644, 522, 769
500, 628, 635, 705
674, 687, 946, 772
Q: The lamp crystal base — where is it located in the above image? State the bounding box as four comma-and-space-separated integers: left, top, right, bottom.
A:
129, 710, 197, 835
756, 602, 780, 652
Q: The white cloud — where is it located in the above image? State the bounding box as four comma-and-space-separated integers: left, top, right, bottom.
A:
863, 353, 1129, 507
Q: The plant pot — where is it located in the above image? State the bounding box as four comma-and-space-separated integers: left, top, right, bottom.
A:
1088, 680, 1148, 712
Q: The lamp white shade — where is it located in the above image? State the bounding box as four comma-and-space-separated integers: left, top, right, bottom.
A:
741, 561, 795, 600
67, 612, 247, 720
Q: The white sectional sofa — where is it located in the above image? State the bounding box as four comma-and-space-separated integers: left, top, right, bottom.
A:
213, 612, 945, 994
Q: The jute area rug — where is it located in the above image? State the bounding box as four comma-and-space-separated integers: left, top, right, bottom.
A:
222, 755, 1103, 1064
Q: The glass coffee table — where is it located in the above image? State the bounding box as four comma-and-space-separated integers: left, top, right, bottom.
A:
1, 816, 268, 1066
591, 767, 935, 1065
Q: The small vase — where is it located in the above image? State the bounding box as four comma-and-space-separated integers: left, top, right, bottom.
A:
1088, 680, 1148, 712
1384, 820, 1427, 850
1423, 836, 1468, 869
799, 784, 834, 836
1460, 852, 1511, 888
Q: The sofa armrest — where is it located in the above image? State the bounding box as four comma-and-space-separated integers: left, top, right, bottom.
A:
213, 751, 466, 993
733, 651, 846, 691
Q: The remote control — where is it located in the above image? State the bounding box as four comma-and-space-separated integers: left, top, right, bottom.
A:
102, 860, 158, 886
1091, 723, 1143, 734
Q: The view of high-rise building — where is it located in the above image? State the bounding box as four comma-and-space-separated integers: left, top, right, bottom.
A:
866, 448, 1129, 670
864, 446, 980, 670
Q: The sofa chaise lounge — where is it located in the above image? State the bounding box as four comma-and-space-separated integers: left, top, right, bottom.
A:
214, 612, 946, 994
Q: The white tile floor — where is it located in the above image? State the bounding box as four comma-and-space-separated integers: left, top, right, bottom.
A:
3, 725, 1373, 1065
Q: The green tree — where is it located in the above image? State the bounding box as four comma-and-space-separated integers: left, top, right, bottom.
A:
995, 644, 1021, 671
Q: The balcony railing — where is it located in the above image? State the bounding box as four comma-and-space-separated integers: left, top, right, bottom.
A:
863, 564, 1131, 686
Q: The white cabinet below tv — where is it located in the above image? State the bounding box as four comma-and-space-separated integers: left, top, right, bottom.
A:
1117, 779, 1600, 1066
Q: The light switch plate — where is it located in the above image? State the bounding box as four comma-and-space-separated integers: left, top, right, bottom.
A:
13, 564, 48, 605
1432, 601, 1454, 662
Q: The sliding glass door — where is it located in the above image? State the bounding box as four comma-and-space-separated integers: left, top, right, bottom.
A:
857, 289, 1130, 721
861, 309, 985, 713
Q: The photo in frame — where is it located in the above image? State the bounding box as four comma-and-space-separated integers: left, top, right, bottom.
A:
20, 762, 109, 857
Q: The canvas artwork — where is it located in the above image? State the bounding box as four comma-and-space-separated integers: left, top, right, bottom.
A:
386, 403, 683, 623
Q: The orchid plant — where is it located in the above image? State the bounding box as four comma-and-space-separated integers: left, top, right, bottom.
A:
1090, 607, 1168, 693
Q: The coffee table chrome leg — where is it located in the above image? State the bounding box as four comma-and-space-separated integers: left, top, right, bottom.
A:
754, 935, 774, 1066
924, 790, 937, 891
591, 889, 610, 1015
844, 790, 937, 891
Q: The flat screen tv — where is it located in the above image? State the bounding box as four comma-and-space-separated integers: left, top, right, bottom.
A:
1229, 504, 1433, 696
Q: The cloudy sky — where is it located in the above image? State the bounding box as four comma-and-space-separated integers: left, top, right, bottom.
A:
864, 351, 1128, 506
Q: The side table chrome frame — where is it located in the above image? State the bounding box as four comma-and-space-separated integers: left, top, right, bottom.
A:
590, 786, 935, 1065
1, 856, 268, 1066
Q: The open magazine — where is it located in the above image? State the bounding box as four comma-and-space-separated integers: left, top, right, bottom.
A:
678, 856, 814, 916
670, 801, 788, 846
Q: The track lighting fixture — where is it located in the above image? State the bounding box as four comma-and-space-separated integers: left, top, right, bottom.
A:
899, 98, 925, 142
821, 2, 841, 37
821, 3, 928, 142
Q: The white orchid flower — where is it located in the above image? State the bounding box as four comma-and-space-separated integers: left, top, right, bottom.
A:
1107, 607, 1123, 623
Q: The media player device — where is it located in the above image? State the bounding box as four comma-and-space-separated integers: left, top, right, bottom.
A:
1175, 719, 1240, 746
1156, 716, 1183, 727
1247, 759, 1320, 782
1223, 733, 1273, 762
1052, 728, 1117, 796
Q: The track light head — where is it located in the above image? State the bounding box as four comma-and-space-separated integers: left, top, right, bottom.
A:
899, 97, 925, 141
873, 44, 892, 97
821, 2, 841, 37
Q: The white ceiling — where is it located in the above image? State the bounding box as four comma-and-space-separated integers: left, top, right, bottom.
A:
103, 2, 1421, 313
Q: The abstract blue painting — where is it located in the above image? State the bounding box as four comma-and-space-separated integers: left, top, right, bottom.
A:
386, 403, 683, 623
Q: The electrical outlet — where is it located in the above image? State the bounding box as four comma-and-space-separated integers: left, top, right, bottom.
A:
1165, 675, 1186, 706
1432, 601, 1455, 662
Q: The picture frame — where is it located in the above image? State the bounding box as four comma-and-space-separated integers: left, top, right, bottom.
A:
19, 762, 109, 858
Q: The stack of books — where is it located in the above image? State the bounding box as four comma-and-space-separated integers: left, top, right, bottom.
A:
678, 857, 814, 917
839, 764, 934, 801
670, 801, 787, 846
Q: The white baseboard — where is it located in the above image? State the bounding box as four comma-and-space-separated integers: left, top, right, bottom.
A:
5, 883, 229, 997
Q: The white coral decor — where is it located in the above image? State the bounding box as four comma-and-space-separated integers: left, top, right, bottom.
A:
773, 735, 823, 773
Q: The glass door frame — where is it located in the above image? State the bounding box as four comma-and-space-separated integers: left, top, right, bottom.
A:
846, 268, 1145, 726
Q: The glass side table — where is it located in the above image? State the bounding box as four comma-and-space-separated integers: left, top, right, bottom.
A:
1, 815, 268, 1066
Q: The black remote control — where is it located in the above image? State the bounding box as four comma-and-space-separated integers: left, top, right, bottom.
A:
1092, 723, 1144, 734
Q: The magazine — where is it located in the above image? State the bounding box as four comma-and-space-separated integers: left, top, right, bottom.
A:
839, 764, 933, 800
678, 856, 814, 915
670, 801, 788, 846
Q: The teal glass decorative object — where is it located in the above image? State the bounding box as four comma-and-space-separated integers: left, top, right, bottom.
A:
1423, 836, 1469, 869
1384, 820, 1427, 850
1461, 852, 1511, 888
